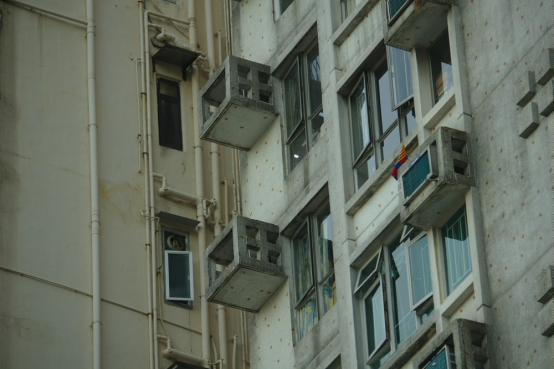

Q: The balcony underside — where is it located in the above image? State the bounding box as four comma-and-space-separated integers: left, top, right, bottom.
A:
385, 0, 452, 50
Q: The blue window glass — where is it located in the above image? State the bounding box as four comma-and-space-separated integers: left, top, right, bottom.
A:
443, 208, 472, 294
402, 150, 431, 198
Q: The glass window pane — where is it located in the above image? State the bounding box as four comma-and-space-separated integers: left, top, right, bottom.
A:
296, 295, 318, 340
443, 208, 472, 294
321, 274, 336, 313
430, 31, 453, 103
405, 105, 417, 137
163, 230, 189, 251
340, 0, 356, 21
409, 235, 432, 305
350, 81, 371, 158
311, 109, 325, 141
388, 46, 413, 107
423, 346, 454, 369
157, 79, 183, 151
357, 253, 380, 291
307, 48, 322, 115
388, 0, 409, 19
293, 225, 314, 302
289, 130, 307, 169
402, 150, 431, 198
280, 0, 294, 13
390, 242, 417, 344
381, 125, 401, 163
377, 68, 398, 134
318, 213, 334, 280
355, 153, 377, 188
365, 284, 387, 355
166, 252, 192, 300
284, 61, 302, 135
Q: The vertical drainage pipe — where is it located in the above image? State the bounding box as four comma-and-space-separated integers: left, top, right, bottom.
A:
86, 0, 101, 368
143, 10, 160, 369
189, 0, 211, 363
204, 1, 228, 367
138, 1, 156, 368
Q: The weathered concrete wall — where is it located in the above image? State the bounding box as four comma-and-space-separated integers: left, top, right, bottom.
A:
0, 1, 242, 368
233, 0, 554, 369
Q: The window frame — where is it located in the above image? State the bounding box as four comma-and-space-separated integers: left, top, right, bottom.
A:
161, 227, 195, 306
356, 228, 434, 365
282, 41, 323, 171
347, 55, 415, 189
441, 206, 472, 296
156, 78, 184, 151
290, 204, 335, 342
164, 250, 194, 302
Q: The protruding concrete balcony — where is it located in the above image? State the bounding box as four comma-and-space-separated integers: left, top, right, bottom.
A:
206, 215, 286, 312
399, 127, 472, 229
199, 56, 277, 150
385, 0, 454, 50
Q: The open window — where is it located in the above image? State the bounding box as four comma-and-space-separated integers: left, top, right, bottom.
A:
162, 229, 194, 302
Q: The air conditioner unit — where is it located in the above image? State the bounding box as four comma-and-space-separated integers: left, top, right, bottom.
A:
399, 127, 472, 229
385, 0, 454, 51
415, 319, 488, 369
205, 215, 286, 312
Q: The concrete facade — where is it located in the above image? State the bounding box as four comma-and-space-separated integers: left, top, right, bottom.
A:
0, 1, 246, 369
226, 0, 554, 368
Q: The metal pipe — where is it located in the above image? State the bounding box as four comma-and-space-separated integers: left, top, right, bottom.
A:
85, 0, 100, 368
142, 9, 160, 369
188, 0, 211, 363
138, 2, 156, 369
204, 1, 228, 367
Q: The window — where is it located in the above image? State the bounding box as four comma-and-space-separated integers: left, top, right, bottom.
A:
291, 207, 335, 341
283, 43, 323, 170
442, 207, 471, 294
347, 47, 415, 189
163, 229, 194, 303
421, 345, 456, 369
280, 0, 294, 14
355, 228, 432, 365
157, 79, 183, 151
429, 31, 453, 104
340, 0, 355, 22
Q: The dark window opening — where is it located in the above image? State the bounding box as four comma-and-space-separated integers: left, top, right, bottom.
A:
157, 78, 183, 151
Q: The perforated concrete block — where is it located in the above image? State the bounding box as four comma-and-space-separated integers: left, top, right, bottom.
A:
206, 215, 286, 312
199, 56, 277, 150
518, 102, 540, 138
516, 71, 536, 107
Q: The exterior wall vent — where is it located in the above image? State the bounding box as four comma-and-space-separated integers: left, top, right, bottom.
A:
399, 127, 472, 229
205, 215, 286, 312
199, 56, 277, 150
384, 0, 455, 50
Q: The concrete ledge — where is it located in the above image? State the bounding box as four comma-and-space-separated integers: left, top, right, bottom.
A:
373, 316, 437, 369
422, 89, 455, 130
331, 0, 380, 46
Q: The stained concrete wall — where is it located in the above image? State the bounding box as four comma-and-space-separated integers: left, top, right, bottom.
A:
232, 0, 554, 369
0, 1, 243, 368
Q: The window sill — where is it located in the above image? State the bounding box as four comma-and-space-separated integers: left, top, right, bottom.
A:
369, 313, 437, 369
422, 89, 456, 130
439, 275, 474, 318
293, 305, 339, 367
345, 133, 418, 216
331, 0, 380, 46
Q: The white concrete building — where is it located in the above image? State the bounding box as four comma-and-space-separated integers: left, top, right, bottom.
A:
1, 0, 553, 369
200, 0, 554, 369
